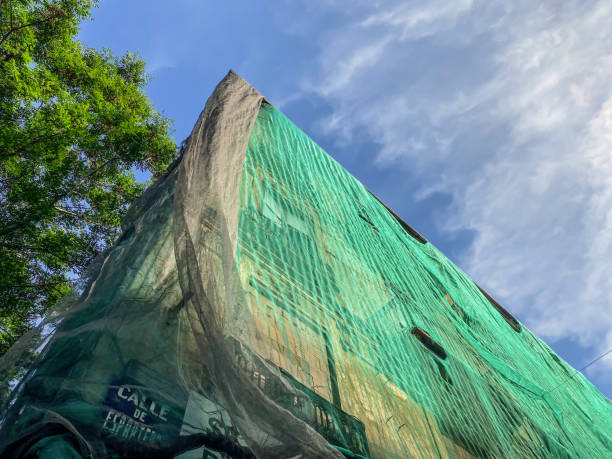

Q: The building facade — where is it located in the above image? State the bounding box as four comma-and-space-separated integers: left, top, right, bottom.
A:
1, 72, 611, 458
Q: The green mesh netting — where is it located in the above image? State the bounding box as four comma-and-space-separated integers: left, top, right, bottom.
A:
0, 71, 610, 458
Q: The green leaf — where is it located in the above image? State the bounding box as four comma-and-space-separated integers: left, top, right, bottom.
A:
0, 0, 176, 354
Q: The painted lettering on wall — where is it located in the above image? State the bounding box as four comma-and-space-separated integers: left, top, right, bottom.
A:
101, 380, 183, 443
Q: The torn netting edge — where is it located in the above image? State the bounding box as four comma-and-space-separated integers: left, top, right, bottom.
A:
171, 71, 342, 459
0, 71, 342, 458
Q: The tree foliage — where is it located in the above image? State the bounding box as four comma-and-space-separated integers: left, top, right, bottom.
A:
0, 0, 176, 355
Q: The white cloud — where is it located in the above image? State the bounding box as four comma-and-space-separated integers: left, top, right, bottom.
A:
320, 37, 392, 96
300, 0, 612, 373
361, 0, 474, 41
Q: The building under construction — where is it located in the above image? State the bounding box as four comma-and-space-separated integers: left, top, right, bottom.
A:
0, 71, 611, 458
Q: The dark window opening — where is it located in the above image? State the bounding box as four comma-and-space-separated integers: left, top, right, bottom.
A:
411, 327, 447, 360
358, 212, 374, 227
477, 285, 521, 333
366, 189, 427, 244
358, 207, 379, 234
550, 352, 571, 376
435, 360, 453, 386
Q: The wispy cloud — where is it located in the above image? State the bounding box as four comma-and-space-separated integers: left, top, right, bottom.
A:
361, 0, 474, 40
299, 0, 612, 372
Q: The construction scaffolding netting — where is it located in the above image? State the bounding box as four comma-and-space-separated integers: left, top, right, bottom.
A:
0, 71, 611, 458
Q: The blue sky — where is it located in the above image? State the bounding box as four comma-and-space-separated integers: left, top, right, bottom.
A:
80, 0, 612, 398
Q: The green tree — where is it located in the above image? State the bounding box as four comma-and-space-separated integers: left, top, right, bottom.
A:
0, 0, 176, 355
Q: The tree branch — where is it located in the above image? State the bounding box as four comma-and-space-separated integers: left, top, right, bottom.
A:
0, 159, 116, 237
0, 129, 69, 161
52, 205, 79, 218
0, 19, 47, 46
0, 5, 67, 47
